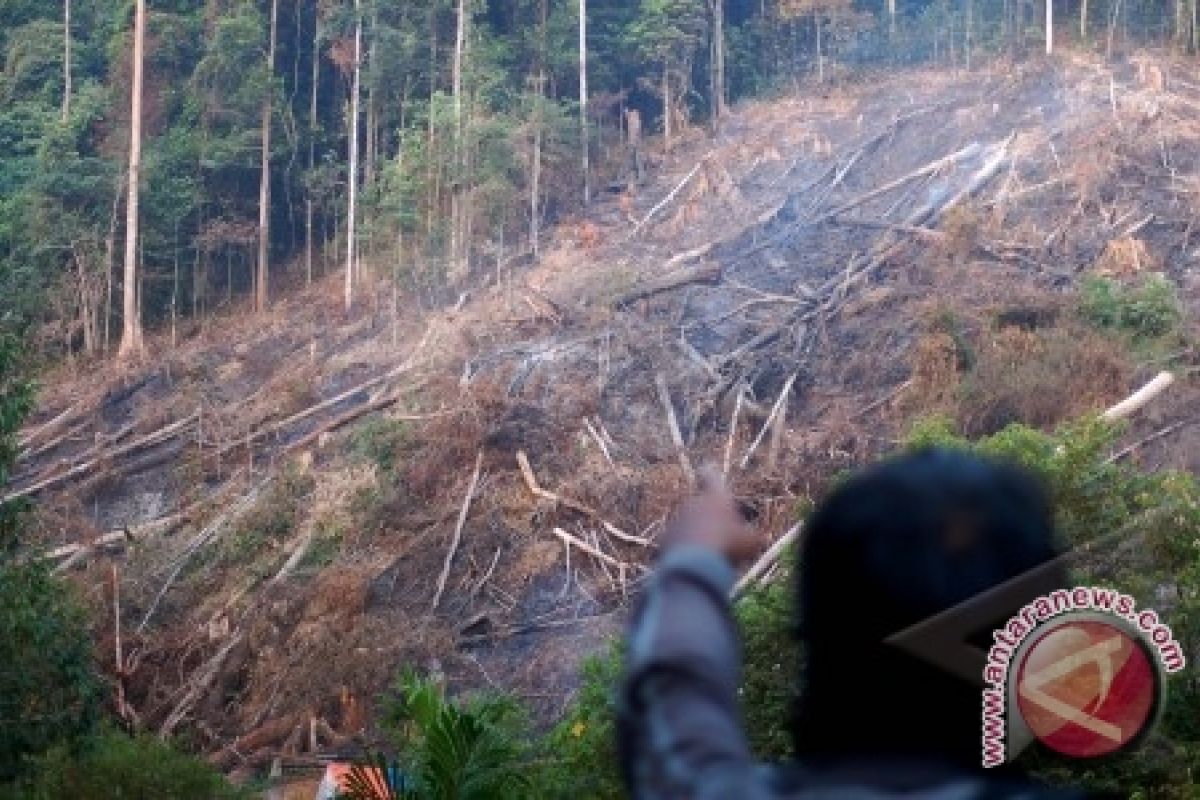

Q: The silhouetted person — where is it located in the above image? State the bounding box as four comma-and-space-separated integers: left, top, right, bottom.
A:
618, 449, 1112, 799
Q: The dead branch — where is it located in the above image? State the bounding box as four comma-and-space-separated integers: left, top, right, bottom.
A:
655, 374, 695, 485
159, 632, 245, 739
515, 451, 647, 545
138, 480, 269, 633
613, 260, 721, 308
1107, 416, 1199, 464
732, 522, 803, 599
722, 387, 745, 479
552, 527, 627, 571
854, 379, 914, 419
432, 451, 484, 611
824, 142, 983, 220
583, 418, 615, 466
740, 373, 798, 470
630, 156, 709, 237
1102, 371, 1175, 421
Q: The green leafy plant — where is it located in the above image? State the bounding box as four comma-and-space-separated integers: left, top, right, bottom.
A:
537, 645, 626, 799
378, 671, 532, 800
15, 729, 248, 799
1078, 275, 1183, 342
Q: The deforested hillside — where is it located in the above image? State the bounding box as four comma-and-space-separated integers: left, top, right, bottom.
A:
5, 47, 1200, 793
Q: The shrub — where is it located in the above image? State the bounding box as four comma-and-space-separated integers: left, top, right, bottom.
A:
736, 571, 801, 760
1078, 274, 1183, 341
0, 331, 101, 784
16, 730, 248, 799
377, 671, 533, 800
350, 417, 411, 475
537, 645, 625, 799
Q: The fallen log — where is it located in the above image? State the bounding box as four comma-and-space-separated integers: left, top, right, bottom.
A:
432, 451, 484, 611
1102, 371, 1175, 421
823, 142, 983, 221
613, 260, 722, 308
3, 412, 199, 503
159, 632, 246, 738
552, 527, 627, 571
740, 373, 799, 470
208, 713, 304, 771
216, 330, 430, 456
732, 522, 803, 599
655, 374, 695, 486
1106, 416, 1199, 464
282, 387, 445, 454
629, 156, 709, 237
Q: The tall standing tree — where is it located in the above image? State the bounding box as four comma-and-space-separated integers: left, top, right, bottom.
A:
256, 0, 278, 313
629, 0, 708, 154
580, 0, 589, 205
345, 0, 362, 312
1046, 0, 1054, 53
62, 0, 71, 122
306, 0, 321, 286
118, 0, 146, 360
709, 0, 726, 126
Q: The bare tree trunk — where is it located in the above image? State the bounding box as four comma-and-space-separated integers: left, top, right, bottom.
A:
662, 65, 671, 153
118, 0, 146, 360
1107, 0, 1122, 57
450, 0, 466, 278
256, 0, 277, 314
103, 176, 122, 353
888, 0, 897, 37
580, 0, 589, 205
711, 0, 726, 123
530, 109, 542, 257
1080, 0, 1088, 39
306, 2, 319, 287
1045, 0, 1053, 54
530, 0, 547, 258
345, 0, 362, 312
365, 4, 377, 188
816, 13, 824, 82
62, 0, 72, 122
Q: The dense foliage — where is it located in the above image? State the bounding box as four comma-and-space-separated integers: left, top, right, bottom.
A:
14, 730, 250, 800
2, 0, 1196, 356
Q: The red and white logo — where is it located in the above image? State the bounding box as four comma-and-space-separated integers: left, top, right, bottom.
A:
1014, 618, 1159, 758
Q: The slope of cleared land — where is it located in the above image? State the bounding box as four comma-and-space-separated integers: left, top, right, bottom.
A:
8, 50, 1200, 782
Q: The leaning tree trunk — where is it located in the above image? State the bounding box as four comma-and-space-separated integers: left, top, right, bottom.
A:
345, 0, 362, 312
256, 0, 277, 314
118, 0, 146, 360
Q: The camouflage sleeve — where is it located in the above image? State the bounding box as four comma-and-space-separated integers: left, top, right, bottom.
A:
618, 545, 772, 800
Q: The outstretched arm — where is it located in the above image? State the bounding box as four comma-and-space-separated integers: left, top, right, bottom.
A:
618, 469, 770, 800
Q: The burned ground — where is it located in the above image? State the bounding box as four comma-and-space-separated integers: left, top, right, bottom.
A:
7, 51, 1200, 781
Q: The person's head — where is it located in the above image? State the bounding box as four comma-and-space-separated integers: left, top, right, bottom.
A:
793, 447, 1067, 767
